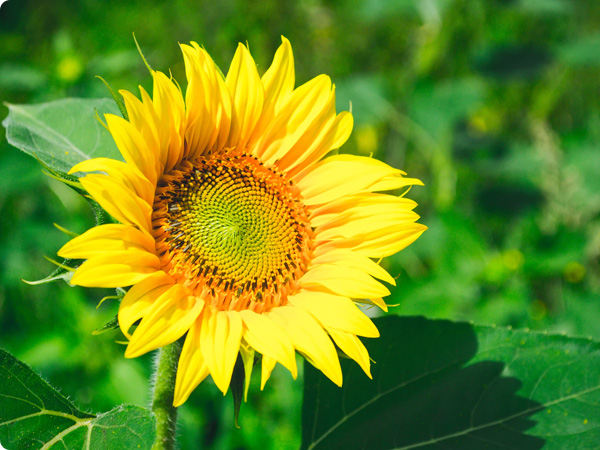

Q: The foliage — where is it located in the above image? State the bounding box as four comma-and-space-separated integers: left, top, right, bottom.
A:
1, 0, 599, 449
0, 349, 155, 450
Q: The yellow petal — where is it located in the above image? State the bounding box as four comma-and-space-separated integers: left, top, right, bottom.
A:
78, 174, 152, 231
300, 264, 390, 298
58, 224, 155, 259
320, 224, 427, 258
104, 114, 159, 186
253, 75, 332, 164
289, 291, 379, 338
151, 71, 186, 172
297, 154, 417, 205
180, 43, 222, 158
71, 249, 160, 288
285, 110, 354, 176
311, 248, 396, 286
226, 43, 264, 148
70, 157, 155, 206
239, 343, 255, 401
268, 306, 342, 386
200, 307, 244, 394
260, 355, 277, 390
118, 271, 174, 338
261, 36, 295, 112
174, 319, 210, 407
125, 284, 204, 358
328, 329, 372, 378
239, 310, 297, 378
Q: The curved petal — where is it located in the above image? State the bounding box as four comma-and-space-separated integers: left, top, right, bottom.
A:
297, 154, 422, 206
239, 310, 297, 378
58, 223, 155, 259
252, 75, 332, 164
118, 271, 174, 338
174, 319, 210, 407
300, 264, 390, 298
311, 248, 396, 286
226, 43, 264, 149
200, 307, 244, 394
261, 36, 295, 113
268, 306, 342, 386
71, 250, 160, 287
180, 43, 224, 158
289, 291, 379, 338
70, 157, 155, 206
78, 174, 152, 231
317, 223, 427, 258
104, 114, 160, 187
328, 329, 372, 378
125, 284, 204, 358
260, 355, 277, 390
151, 71, 186, 172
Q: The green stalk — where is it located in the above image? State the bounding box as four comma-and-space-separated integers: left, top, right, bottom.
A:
150, 342, 182, 450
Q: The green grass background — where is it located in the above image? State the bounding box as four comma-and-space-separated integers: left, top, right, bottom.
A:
1, 0, 600, 448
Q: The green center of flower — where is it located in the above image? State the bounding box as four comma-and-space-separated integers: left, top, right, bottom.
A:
152, 154, 312, 311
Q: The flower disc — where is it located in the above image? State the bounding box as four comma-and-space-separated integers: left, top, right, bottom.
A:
153, 154, 311, 312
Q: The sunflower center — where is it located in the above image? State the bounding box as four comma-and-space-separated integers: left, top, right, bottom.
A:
152, 153, 312, 312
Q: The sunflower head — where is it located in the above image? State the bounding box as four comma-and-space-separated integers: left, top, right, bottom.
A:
58, 37, 426, 406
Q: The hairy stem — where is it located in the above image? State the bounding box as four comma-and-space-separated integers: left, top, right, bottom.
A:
150, 341, 182, 450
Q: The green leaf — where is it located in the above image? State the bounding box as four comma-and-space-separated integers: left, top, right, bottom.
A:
302, 316, 600, 450
2, 98, 122, 174
0, 349, 155, 450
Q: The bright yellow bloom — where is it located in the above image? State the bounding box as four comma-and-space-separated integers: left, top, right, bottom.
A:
58, 37, 426, 406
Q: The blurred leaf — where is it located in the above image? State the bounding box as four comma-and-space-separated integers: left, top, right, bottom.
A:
516, 0, 571, 15
2, 98, 122, 174
474, 45, 553, 80
558, 32, 600, 67
0, 64, 46, 91
336, 76, 391, 126
302, 316, 600, 450
0, 349, 155, 450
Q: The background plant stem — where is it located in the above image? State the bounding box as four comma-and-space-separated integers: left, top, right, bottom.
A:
151, 341, 182, 450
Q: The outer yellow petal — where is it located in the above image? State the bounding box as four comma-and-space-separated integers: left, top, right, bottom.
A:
327, 329, 372, 378
180, 43, 223, 158
252, 75, 332, 164
78, 174, 152, 231
260, 355, 277, 390
118, 271, 174, 339
71, 249, 160, 288
297, 154, 420, 205
104, 114, 159, 187
289, 291, 379, 338
58, 224, 155, 259
174, 319, 210, 407
239, 310, 297, 378
318, 224, 427, 258
151, 71, 186, 172
226, 43, 264, 149
300, 264, 390, 298
268, 306, 342, 386
284, 110, 353, 176
310, 193, 418, 228
200, 307, 244, 394
311, 248, 396, 286
125, 284, 204, 358
70, 157, 155, 206
261, 36, 295, 112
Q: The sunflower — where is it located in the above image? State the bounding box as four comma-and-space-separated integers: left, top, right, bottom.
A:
58, 37, 426, 406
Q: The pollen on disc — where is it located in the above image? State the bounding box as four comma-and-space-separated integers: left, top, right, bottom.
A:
152, 153, 312, 312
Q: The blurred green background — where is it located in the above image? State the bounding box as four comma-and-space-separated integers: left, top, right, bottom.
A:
1, 0, 599, 448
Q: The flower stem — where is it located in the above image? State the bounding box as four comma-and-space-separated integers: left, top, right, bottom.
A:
150, 341, 182, 450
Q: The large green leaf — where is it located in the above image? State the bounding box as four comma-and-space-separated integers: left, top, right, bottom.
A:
302, 316, 600, 450
0, 349, 155, 450
2, 98, 122, 174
